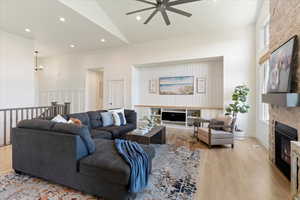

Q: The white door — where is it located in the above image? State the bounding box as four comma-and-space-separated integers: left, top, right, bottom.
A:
108, 80, 125, 109
85, 70, 103, 111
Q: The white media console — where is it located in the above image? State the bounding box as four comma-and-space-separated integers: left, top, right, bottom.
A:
134, 105, 224, 128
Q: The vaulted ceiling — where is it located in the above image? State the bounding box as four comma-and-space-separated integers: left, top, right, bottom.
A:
0, 0, 260, 57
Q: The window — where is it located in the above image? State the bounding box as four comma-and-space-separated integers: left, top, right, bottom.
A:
263, 22, 270, 49
259, 62, 269, 122
260, 20, 270, 52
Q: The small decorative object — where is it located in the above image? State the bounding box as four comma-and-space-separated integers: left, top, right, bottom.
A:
159, 76, 194, 95
267, 36, 297, 93
197, 77, 206, 94
149, 79, 157, 94
142, 116, 158, 130
225, 85, 250, 135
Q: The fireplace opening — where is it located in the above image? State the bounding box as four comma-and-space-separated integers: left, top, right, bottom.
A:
275, 121, 298, 180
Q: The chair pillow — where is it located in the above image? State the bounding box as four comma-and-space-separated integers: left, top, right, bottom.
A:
109, 108, 126, 125
111, 112, 126, 126
101, 112, 114, 127
210, 119, 224, 130
112, 112, 121, 126
51, 115, 68, 123
66, 113, 91, 129
215, 115, 233, 131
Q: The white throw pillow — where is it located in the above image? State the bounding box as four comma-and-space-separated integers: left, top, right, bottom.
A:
51, 115, 67, 123
112, 112, 121, 126
109, 108, 127, 125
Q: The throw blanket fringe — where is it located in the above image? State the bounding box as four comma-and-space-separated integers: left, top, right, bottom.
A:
114, 139, 150, 193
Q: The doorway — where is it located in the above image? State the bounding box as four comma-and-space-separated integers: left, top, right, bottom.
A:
85, 70, 103, 111
107, 79, 125, 109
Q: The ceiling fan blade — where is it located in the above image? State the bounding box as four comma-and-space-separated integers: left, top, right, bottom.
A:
135, 0, 157, 6
161, 10, 171, 25
168, 0, 202, 6
166, 7, 192, 17
144, 9, 158, 24
126, 7, 156, 15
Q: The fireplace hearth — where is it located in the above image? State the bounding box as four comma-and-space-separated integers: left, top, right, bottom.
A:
275, 121, 298, 180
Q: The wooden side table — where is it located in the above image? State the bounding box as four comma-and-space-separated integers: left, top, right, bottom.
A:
126, 126, 166, 145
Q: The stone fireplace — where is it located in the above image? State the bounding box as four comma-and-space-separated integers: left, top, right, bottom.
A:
267, 0, 300, 180
267, 0, 300, 198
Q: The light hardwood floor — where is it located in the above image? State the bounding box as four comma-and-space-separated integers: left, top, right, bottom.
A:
0, 128, 291, 200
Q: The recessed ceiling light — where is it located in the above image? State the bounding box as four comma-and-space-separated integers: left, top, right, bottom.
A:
136, 15, 142, 21
25, 28, 31, 32
59, 17, 66, 22
70, 44, 75, 48
101, 38, 106, 43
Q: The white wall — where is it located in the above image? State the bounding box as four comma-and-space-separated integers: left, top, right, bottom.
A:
38, 25, 256, 136
134, 60, 223, 107
255, 0, 270, 148
0, 30, 36, 108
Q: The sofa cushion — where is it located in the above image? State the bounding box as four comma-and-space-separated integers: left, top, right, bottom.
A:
79, 139, 130, 185
52, 123, 95, 154
96, 124, 135, 138
87, 111, 102, 129
65, 113, 91, 129
91, 129, 112, 140
211, 129, 234, 139
17, 119, 56, 131
79, 139, 155, 186
124, 110, 137, 129
100, 112, 114, 127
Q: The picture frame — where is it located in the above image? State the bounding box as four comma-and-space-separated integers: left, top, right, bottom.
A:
267, 36, 297, 93
197, 77, 206, 94
159, 76, 194, 95
149, 79, 157, 94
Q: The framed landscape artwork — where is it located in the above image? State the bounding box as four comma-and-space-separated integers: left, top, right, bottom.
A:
159, 76, 194, 95
267, 36, 297, 93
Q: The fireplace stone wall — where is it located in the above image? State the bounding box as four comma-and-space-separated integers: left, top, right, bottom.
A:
269, 0, 300, 163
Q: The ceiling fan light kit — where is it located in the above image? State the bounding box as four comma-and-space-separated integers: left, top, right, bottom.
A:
126, 0, 202, 26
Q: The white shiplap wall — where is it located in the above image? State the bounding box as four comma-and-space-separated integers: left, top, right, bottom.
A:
39, 89, 85, 113
134, 60, 224, 107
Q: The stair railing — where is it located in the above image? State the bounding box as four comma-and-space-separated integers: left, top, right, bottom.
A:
0, 102, 71, 147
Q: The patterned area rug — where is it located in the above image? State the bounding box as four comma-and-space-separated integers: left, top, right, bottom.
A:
0, 145, 201, 200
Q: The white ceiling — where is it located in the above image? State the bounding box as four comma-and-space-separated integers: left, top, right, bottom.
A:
97, 0, 259, 43
0, 0, 260, 57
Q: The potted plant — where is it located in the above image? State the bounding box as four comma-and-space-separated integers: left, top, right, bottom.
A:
225, 85, 250, 138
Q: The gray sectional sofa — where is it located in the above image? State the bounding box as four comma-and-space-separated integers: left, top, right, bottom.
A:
12, 109, 155, 200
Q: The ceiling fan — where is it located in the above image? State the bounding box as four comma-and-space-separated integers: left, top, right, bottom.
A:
126, 0, 202, 26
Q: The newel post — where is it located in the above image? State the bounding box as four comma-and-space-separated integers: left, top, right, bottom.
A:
64, 102, 71, 114
51, 101, 58, 116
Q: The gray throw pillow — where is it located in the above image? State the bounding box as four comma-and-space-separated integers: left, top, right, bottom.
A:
101, 112, 114, 127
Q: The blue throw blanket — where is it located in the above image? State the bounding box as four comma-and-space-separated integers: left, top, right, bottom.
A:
114, 139, 150, 193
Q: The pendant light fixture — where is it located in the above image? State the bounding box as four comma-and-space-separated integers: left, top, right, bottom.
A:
34, 50, 44, 72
